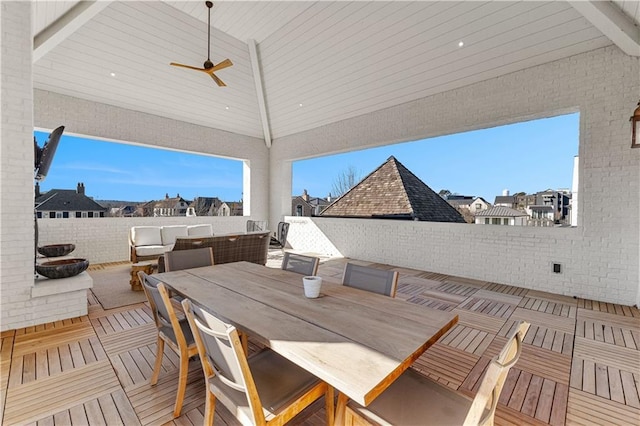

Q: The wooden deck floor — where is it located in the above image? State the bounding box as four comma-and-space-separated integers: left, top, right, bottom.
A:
2, 256, 639, 425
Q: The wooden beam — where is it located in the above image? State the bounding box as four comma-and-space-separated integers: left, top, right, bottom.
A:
33, 1, 112, 63
569, 0, 640, 57
247, 39, 272, 148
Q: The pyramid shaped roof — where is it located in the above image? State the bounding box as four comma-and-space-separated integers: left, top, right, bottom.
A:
320, 156, 465, 223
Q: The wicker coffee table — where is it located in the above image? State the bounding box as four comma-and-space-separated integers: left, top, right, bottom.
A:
130, 261, 154, 291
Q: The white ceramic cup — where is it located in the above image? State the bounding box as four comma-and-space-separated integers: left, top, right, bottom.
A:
303, 276, 322, 298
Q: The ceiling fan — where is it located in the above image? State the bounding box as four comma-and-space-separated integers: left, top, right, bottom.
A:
170, 1, 232, 87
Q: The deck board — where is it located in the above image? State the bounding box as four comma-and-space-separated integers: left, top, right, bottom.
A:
3, 258, 640, 425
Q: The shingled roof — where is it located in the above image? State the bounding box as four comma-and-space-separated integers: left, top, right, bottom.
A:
320, 156, 465, 223
35, 189, 106, 212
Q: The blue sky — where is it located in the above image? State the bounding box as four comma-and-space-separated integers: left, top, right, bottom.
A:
295, 112, 579, 201
36, 112, 578, 202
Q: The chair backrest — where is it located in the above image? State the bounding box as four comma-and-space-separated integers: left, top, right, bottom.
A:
246, 220, 267, 232
271, 222, 290, 247
164, 247, 214, 271
342, 263, 399, 297
173, 236, 215, 251
139, 272, 192, 348
282, 252, 320, 276
182, 299, 265, 424
464, 321, 530, 426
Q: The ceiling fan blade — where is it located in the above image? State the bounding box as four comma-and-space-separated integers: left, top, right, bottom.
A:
209, 59, 233, 72
170, 62, 206, 72
210, 73, 226, 87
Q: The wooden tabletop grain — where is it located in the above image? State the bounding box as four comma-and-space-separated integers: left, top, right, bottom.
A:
156, 261, 458, 406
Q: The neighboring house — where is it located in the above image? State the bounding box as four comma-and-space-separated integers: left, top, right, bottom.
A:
446, 197, 474, 210
445, 196, 477, 224
292, 190, 331, 216
514, 193, 537, 211
109, 205, 137, 217
527, 190, 571, 225
137, 201, 155, 217
527, 205, 555, 225
35, 182, 107, 219
187, 196, 222, 216
494, 195, 516, 208
320, 156, 466, 223
218, 201, 243, 216
475, 206, 529, 226
153, 193, 189, 217
469, 197, 491, 214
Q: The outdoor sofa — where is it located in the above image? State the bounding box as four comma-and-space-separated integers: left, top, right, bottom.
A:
129, 224, 213, 263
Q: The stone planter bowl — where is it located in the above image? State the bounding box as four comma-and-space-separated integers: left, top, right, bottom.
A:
38, 243, 75, 258
36, 258, 89, 279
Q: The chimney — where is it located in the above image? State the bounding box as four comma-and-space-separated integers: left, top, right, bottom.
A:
302, 189, 309, 202
35, 182, 41, 197
326, 192, 332, 202
502, 189, 510, 196
77, 182, 85, 195
165, 193, 169, 199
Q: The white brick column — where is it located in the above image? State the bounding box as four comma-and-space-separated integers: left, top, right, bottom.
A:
0, 2, 35, 330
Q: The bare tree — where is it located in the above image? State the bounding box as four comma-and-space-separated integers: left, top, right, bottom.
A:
331, 165, 362, 197
438, 189, 452, 198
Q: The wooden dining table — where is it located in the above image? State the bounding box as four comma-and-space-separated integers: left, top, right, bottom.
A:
155, 261, 458, 422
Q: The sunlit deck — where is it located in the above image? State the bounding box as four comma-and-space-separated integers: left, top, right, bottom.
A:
2, 255, 639, 425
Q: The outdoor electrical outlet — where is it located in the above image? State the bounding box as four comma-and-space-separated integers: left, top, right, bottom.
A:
553, 263, 562, 274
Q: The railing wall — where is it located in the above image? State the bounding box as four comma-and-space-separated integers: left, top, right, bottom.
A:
285, 216, 637, 306
37, 216, 251, 264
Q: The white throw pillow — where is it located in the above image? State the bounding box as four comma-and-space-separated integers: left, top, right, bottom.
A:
187, 224, 213, 237
161, 225, 188, 245
131, 226, 162, 246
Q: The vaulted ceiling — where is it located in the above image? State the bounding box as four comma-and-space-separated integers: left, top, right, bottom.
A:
32, 1, 640, 144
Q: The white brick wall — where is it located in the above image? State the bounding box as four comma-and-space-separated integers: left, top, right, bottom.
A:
0, 2, 37, 331
37, 216, 252, 264
0, 3, 91, 331
275, 46, 640, 307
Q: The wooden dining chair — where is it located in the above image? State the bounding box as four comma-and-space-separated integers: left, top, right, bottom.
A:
343, 321, 531, 426
164, 247, 214, 271
139, 272, 199, 418
281, 252, 320, 276
182, 298, 334, 426
341, 263, 399, 298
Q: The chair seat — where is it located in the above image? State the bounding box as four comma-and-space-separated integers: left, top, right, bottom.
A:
348, 369, 486, 426
209, 349, 320, 425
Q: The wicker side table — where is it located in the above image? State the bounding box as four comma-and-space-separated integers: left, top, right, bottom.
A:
130, 261, 154, 291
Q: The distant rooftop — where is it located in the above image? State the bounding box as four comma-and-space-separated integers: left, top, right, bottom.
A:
320, 156, 465, 223
475, 206, 528, 217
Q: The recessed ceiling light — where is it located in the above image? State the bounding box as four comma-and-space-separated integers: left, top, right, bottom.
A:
110, 72, 116, 77
458, 41, 464, 48
225, 106, 230, 110
299, 103, 303, 107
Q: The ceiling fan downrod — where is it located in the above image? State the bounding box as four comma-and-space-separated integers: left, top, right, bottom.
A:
205, 1, 213, 69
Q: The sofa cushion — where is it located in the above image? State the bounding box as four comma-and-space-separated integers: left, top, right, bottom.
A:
135, 245, 166, 257
131, 226, 162, 246
161, 226, 188, 245
187, 224, 213, 237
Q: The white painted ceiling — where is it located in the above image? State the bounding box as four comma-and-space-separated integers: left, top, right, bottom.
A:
32, 1, 639, 142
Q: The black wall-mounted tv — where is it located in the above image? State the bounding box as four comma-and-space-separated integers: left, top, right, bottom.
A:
34, 126, 64, 182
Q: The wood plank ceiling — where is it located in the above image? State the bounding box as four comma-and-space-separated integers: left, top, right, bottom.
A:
31, 1, 636, 143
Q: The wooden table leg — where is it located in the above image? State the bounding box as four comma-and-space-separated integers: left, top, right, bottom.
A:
325, 385, 335, 426
334, 392, 348, 426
